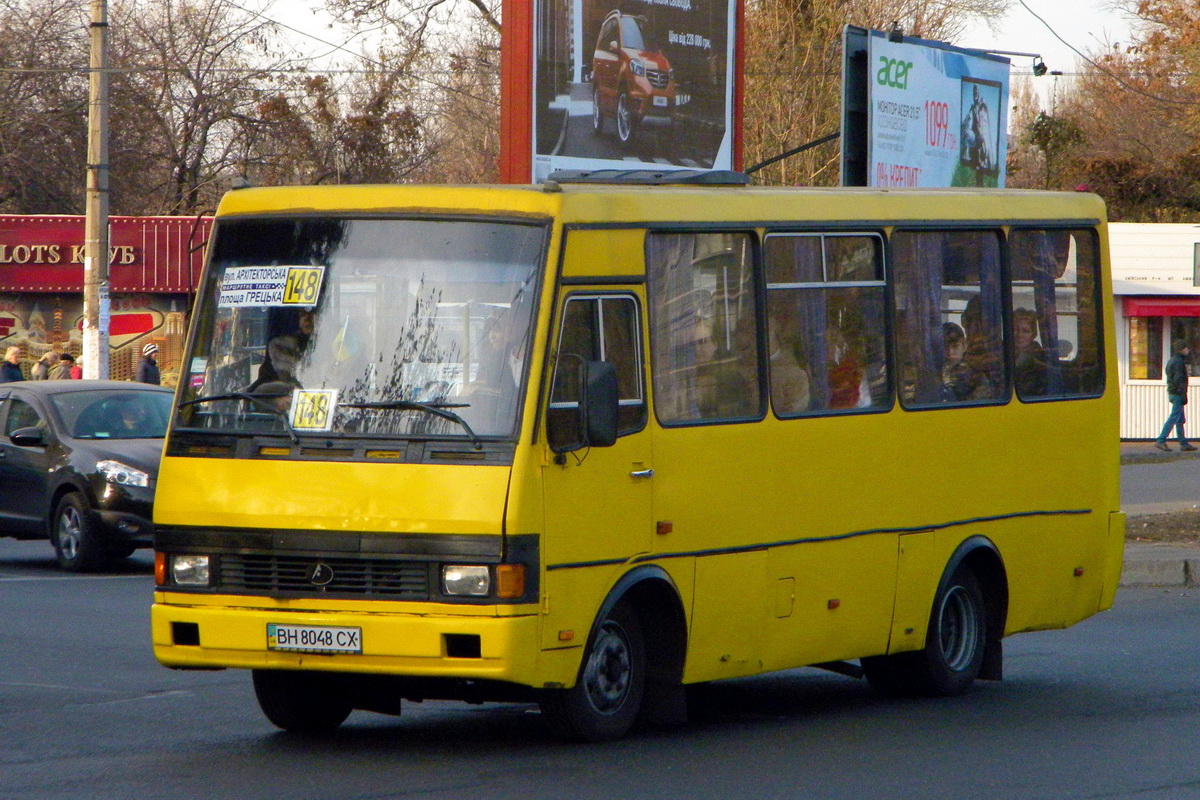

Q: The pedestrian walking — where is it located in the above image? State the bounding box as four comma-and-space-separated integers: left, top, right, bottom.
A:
136, 343, 161, 385
1, 346, 23, 382
1155, 340, 1197, 452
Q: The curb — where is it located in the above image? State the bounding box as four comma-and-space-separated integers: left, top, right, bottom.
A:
1120, 544, 1200, 588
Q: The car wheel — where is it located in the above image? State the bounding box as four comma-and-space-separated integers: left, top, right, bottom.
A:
252, 670, 353, 733
52, 493, 106, 573
592, 84, 604, 135
539, 601, 645, 742
616, 91, 637, 145
862, 566, 987, 696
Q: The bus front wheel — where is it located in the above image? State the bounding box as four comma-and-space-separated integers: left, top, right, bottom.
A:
539, 601, 646, 742
862, 566, 987, 697
252, 670, 353, 733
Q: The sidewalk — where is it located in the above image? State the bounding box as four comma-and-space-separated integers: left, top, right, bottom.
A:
1120, 440, 1200, 587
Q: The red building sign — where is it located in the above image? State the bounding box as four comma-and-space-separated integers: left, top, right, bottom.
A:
0, 215, 212, 384
0, 215, 210, 293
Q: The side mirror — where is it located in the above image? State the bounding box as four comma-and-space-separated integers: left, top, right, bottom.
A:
581, 360, 619, 448
10, 426, 45, 447
548, 359, 619, 454
608, 40, 619, 54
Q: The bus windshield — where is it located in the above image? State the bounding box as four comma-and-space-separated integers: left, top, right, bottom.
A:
178, 217, 545, 441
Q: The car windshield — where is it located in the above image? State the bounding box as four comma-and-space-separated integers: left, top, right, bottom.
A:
52, 390, 173, 440
177, 217, 545, 441
618, 16, 648, 50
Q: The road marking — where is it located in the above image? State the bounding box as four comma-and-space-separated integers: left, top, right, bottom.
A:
0, 574, 150, 583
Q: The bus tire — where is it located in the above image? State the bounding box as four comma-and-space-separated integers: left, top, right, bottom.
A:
862, 566, 987, 697
539, 601, 645, 742
252, 670, 353, 733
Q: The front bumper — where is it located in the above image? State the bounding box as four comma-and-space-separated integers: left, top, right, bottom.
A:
152, 596, 544, 685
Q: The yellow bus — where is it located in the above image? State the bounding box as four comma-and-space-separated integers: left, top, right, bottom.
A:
151, 173, 1123, 741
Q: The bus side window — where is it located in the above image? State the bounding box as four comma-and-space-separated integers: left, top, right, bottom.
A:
1009, 228, 1105, 399
892, 229, 1007, 407
547, 295, 646, 450
646, 232, 762, 424
764, 233, 889, 415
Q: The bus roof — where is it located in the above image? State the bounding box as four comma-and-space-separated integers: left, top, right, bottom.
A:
214, 183, 1107, 227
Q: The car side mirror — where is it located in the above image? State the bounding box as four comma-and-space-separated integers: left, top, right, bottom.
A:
608, 40, 619, 53
10, 426, 45, 447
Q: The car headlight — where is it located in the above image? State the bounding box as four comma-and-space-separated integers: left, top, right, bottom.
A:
443, 565, 490, 596
171, 554, 211, 586
97, 459, 150, 487
630, 59, 645, 77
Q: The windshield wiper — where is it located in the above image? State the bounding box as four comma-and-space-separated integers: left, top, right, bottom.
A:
340, 400, 482, 450
177, 392, 299, 444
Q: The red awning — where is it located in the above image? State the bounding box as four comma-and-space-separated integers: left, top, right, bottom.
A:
1124, 297, 1200, 317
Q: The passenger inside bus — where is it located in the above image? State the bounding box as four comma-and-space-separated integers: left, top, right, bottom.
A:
1013, 308, 1048, 396
768, 314, 810, 415
941, 321, 972, 401
960, 295, 1003, 400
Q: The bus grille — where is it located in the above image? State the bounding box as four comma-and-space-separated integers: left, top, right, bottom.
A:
219, 553, 431, 598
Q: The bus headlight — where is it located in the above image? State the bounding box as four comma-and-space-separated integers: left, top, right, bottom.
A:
171, 554, 211, 586
443, 565, 489, 596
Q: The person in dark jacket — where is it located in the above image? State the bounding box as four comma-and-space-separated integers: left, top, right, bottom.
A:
136, 343, 161, 385
1155, 340, 1196, 452
1, 346, 24, 382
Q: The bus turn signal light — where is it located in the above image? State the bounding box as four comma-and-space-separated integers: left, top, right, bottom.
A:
496, 564, 525, 599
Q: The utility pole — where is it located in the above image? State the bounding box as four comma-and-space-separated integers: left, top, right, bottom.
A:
83, 0, 110, 379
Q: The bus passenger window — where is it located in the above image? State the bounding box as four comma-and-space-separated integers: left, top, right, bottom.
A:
1009, 229, 1105, 399
647, 233, 761, 424
547, 295, 646, 450
764, 233, 888, 415
892, 229, 1007, 407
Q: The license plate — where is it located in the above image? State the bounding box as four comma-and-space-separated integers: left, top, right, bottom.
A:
267, 624, 362, 654
653, 96, 669, 107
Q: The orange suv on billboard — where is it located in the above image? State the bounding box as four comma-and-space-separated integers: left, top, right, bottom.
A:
591, 11, 676, 145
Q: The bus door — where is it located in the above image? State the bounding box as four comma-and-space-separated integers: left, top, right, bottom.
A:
541, 290, 653, 647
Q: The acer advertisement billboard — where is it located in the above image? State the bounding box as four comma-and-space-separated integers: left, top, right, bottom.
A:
842, 26, 1010, 188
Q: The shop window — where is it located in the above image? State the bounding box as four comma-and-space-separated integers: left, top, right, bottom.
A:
1009, 228, 1105, 399
646, 232, 762, 424
1129, 316, 1163, 381
764, 233, 889, 415
892, 229, 1007, 407
1168, 318, 1200, 378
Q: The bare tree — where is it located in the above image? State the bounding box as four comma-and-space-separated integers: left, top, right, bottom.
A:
0, 0, 88, 213
107, 0, 297, 214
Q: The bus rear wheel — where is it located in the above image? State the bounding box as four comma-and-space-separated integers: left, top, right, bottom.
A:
862, 566, 987, 697
539, 601, 645, 742
252, 670, 353, 733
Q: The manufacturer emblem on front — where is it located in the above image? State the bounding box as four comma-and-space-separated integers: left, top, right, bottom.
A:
306, 563, 335, 586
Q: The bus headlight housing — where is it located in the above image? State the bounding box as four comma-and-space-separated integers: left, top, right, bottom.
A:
171, 554, 211, 586
443, 565, 489, 596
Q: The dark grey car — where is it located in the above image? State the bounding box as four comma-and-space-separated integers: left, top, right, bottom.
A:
0, 380, 172, 571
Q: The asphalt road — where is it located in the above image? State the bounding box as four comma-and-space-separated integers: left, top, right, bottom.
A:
2, 539, 1198, 800
1121, 456, 1200, 515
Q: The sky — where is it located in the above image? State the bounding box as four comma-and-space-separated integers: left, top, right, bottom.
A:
957, 0, 1138, 80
